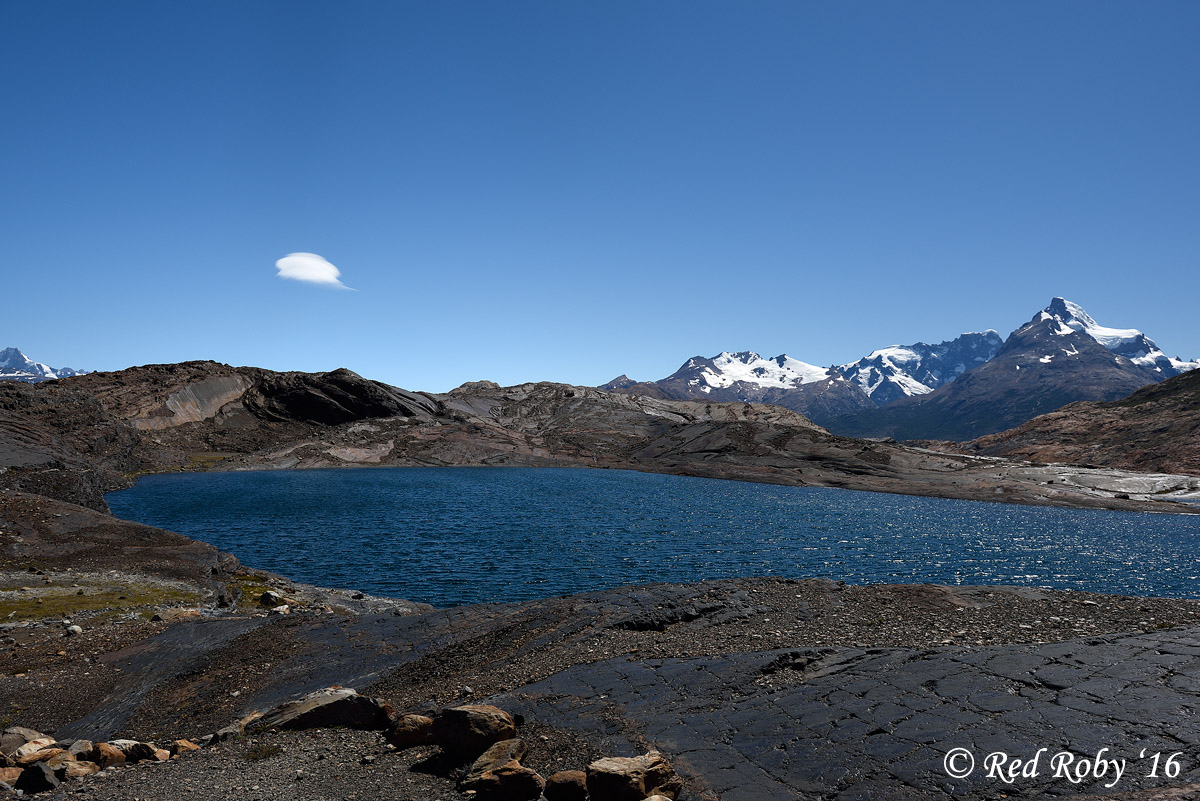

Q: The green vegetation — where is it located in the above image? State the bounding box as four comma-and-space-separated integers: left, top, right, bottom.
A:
0, 580, 201, 622
225, 571, 277, 611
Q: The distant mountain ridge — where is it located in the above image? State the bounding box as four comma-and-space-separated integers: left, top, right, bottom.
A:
839, 330, 1004, 405
603, 298, 1198, 440
0, 347, 89, 383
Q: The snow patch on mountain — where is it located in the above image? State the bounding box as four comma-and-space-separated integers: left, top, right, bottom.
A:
687, 351, 834, 390
839, 330, 1004, 404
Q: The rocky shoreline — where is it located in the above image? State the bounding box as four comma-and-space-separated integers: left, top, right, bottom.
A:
5, 363, 1200, 798
5, 489, 1200, 798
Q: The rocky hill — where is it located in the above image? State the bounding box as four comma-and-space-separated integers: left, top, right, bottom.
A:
2, 361, 1196, 518
966, 367, 1200, 475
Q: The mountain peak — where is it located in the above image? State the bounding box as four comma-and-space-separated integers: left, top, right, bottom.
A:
1045, 297, 1098, 328
0, 347, 89, 383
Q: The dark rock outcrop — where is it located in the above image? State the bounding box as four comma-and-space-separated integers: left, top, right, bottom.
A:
967, 367, 1200, 474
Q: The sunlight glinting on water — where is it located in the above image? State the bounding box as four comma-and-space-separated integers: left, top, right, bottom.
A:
106, 467, 1200, 607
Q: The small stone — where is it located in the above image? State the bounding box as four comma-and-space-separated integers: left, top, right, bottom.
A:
65, 625, 82, 636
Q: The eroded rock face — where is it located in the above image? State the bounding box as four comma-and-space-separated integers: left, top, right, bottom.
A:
585, 751, 680, 801
431, 705, 517, 760
242, 369, 436, 426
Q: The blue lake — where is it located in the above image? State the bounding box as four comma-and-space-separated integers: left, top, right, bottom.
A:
106, 467, 1200, 607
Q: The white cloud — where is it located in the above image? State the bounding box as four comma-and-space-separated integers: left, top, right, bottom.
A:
274, 252, 353, 289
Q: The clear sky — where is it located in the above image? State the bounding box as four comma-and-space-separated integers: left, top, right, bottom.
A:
3, 2, 1197, 391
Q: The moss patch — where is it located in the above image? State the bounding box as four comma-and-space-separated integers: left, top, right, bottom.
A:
0, 581, 201, 622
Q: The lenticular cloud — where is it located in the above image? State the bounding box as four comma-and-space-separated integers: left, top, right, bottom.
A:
274, 252, 352, 289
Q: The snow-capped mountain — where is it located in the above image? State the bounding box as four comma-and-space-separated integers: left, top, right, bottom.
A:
674, 351, 838, 392
1040, 297, 1198, 376
600, 351, 876, 425
602, 298, 1197, 436
830, 298, 1198, 441
839, 331, 1004, 405
0, 347, 89, 383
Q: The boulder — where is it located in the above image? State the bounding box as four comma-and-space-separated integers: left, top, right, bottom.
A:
90, 742, 126, 768
16, 748, 65, 767
586, 751, 681, 801
1, 727, 44, 756
249, 687, 392, 732
13, 738, 56, 759
462, 739, 528, 788
431, 705, 517, 760
169, 739, 201, 755
544, 770, 589, 801
63, 761, 100, 778
66, 740, 94, 760
258, 589, 284, 606
110, 739, 158, 763
0, 767, 23, 784
464, 760, 545, 801
385, 714, 435, 749
14, 762, 61, 794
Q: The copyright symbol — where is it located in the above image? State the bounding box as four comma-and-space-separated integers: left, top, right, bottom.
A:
944, 747, 975, 779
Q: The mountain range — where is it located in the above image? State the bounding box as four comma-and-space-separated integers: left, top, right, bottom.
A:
603, 298, 1198, 441
0, 346, 89, 383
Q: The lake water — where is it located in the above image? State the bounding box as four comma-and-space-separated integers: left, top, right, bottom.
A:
106, 467, 1200, 607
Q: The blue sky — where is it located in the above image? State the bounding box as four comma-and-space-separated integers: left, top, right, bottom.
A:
3, 2, 1197, 391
